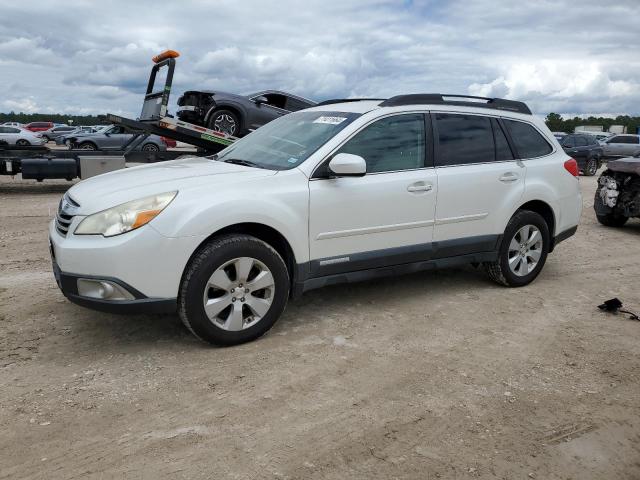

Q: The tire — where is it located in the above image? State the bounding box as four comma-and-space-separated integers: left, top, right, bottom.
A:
596, 213, 628, 227
141, 143, 159, 152
584, 158, 598, 176
16, 139, 30, 146
78, 142, 97, 150
208, 109, 240, 136
42, 135, 50, 142
484, 210, 550, 287
179, 234, 289, 346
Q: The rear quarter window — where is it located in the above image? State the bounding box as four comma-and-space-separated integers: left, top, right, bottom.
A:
504, 119, 553, 158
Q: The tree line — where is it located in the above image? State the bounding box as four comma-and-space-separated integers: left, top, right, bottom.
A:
2, 109, 639, 134
0, 111, 110, 125
544, 113, 640, 134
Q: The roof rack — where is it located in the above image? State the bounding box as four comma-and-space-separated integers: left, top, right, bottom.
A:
317, 98, 385, 106
379, 94, 532, 115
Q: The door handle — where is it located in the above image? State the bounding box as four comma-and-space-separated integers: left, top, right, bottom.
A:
407, 183, 433, 193
499, 172, 519, 183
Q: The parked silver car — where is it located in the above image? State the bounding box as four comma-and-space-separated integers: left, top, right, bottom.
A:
41, 125, 79, 142
601, 134, 640, 158
64, 125, 167, 151
0, 126, 46, 146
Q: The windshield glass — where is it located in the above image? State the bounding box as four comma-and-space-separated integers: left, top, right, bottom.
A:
215, 110, 361, 170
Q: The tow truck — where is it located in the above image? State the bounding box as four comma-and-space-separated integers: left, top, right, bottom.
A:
0, 50, 240, 182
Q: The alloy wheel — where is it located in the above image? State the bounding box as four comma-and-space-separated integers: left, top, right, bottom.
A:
202, 257, 275, 331
507, 224, 543, 277
213, 114, 237, 135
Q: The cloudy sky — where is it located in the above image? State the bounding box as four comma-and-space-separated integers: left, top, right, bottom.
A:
1, 0, 638, 118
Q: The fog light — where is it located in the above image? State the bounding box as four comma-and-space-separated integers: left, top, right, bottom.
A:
77, 279, 135, 300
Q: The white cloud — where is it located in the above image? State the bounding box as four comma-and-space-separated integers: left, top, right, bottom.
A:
0, 0, 638, 117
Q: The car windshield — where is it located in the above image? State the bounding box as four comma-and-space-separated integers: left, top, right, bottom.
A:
214, 110, 361, 170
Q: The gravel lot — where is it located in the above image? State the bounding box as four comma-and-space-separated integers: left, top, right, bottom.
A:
1, 171, 639, 479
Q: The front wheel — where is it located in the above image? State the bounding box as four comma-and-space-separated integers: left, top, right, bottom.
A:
485, 210, 550, 287
78, 142, 97, 150
179, 235, 289, 345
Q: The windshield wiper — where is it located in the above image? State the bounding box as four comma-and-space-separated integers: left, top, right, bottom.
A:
222, 158, 264, 169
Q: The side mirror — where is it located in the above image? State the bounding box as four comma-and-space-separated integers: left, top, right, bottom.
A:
254, 96, 268, 105
328, 153, 366, 177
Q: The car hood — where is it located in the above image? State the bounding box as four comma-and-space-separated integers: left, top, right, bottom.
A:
67, 156, 277, 215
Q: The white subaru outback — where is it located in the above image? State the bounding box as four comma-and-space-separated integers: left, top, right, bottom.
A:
50, 94, 582, 345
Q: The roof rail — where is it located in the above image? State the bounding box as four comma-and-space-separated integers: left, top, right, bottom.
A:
379, 94, 532, 115
317, 98, 385, 106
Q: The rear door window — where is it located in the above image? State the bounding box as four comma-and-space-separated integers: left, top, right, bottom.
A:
575, 136, 588, 147
435, 113, 494, 166
562, 136, 575, 148
504, 120, 553, 158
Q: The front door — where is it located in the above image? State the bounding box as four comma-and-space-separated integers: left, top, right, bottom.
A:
309, 113, 437, 277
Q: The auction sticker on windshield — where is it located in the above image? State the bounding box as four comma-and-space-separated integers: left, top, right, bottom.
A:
313, 116, 347, 125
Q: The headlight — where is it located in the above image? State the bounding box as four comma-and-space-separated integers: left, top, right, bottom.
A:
75, 191, 177, 237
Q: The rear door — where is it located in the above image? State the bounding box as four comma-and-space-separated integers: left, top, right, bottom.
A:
432, 113, 524, 251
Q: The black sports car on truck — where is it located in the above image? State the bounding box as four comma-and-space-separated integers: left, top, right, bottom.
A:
176, 89, 316, 137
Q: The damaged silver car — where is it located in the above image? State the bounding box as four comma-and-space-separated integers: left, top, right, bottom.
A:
594, 155, 640, 227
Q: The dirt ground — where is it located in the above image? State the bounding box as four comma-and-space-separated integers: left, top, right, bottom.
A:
1, 171, 639, 480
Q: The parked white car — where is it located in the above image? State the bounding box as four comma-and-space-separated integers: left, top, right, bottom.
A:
0, 126, 46, 146
1, 121, 23, 128
50, 94, 582, 345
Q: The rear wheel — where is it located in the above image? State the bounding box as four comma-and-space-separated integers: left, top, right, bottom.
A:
584, 157, 598, 176
141, 143, 159, 152
485, 210, 550, 287
179, 234, 289, 345
208, 109, 240, 136
16, 139, 30, 146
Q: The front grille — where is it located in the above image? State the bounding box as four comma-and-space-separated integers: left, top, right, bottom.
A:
56, 194, 79, 237
55, 211, 74, 236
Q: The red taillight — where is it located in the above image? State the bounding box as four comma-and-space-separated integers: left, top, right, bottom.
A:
564, 158, 579, 177
160, 136, 176, 148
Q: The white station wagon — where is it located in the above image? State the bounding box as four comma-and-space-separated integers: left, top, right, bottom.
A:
50, 94, 582, 345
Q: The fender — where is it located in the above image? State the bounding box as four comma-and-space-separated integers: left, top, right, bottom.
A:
150, 169, 310, 264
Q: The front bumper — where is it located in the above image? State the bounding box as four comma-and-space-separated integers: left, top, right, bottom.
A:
52, 259, 176, 314
49, 219, 205, 314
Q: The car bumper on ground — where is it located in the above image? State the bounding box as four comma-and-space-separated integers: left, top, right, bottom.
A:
49, 219, 205, 314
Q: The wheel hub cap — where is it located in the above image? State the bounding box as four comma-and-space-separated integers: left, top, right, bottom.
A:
202, 257, 275, 331
214, 114, 236, 135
